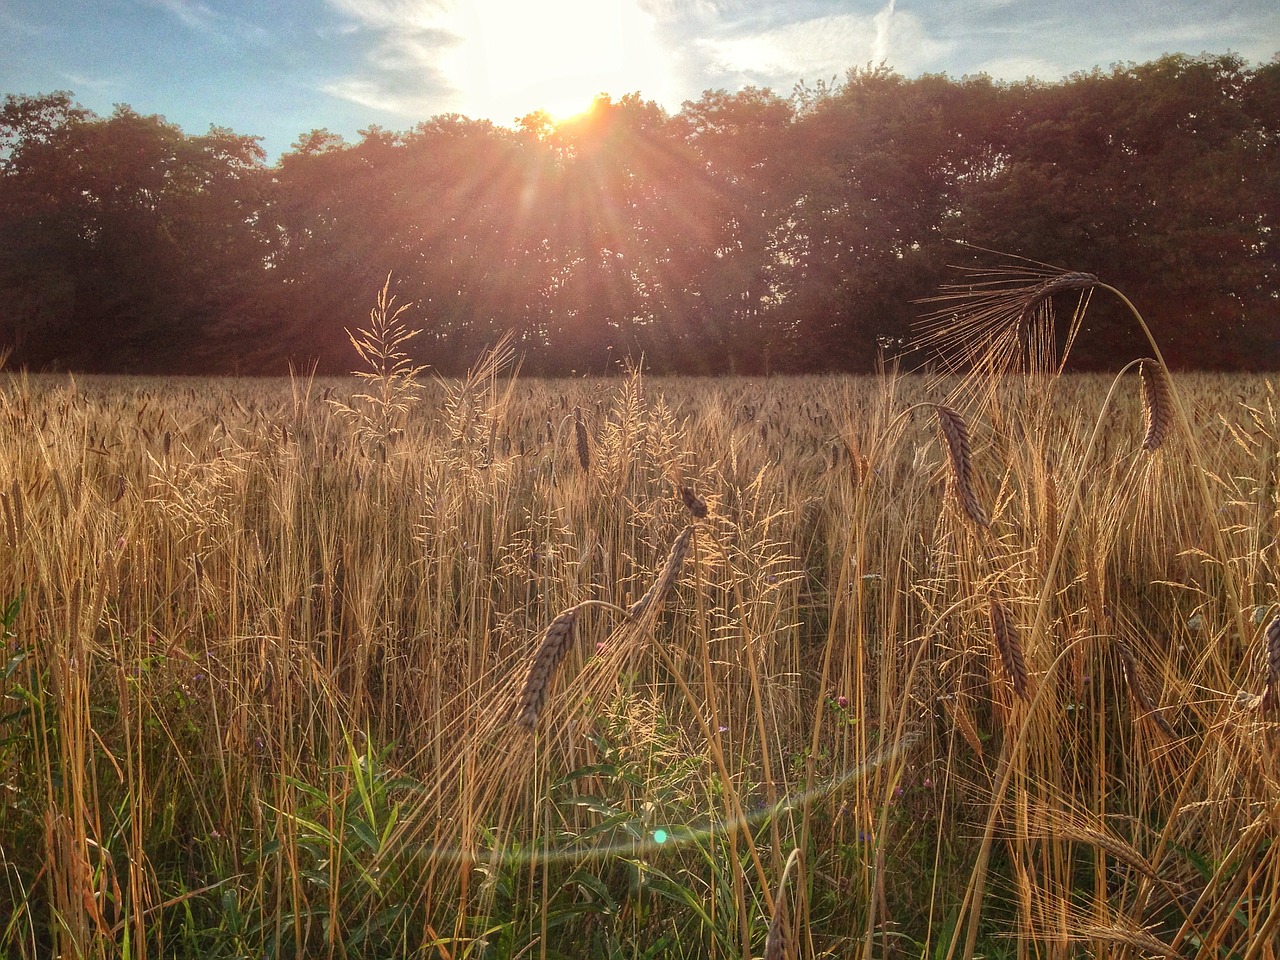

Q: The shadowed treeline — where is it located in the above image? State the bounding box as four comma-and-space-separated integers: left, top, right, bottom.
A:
1, 53, 1277, 375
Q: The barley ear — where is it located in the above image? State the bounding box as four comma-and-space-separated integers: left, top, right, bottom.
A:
989, 598, 1028, 700
933, 405, 989, 529
1139, 359, 1172, 452
514, 605, 582, 731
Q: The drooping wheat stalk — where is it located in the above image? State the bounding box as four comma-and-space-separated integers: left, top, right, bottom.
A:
1139, 359, 1172, 452
989, 598, 1028, 700
933, 405, 989, 529
628, 525, 694, 621
514, 605, 582, 731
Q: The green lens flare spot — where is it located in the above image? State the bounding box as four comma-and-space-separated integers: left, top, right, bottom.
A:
652, 829, 668, 844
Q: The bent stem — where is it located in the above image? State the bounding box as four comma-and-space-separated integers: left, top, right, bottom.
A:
1098, 284, 1248, 653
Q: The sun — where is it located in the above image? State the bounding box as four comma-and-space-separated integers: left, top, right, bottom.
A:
461, 0, 668, 124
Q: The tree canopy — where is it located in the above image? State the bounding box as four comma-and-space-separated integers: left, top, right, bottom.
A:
2, 53, 1277, 375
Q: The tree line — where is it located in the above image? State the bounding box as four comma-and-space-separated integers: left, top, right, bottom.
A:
1, 52, 1276, 375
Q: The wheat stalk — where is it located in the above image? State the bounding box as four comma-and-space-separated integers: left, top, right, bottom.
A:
514, 605, 582, 731
989, 598, 1028, 700
1139, 359, 1173, 452
933, 405, 988, 528
628, 525, 695, 621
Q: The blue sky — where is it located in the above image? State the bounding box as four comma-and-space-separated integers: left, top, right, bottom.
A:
2, 0, 1277, 160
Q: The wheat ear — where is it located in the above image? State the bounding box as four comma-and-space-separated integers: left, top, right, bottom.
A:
763, 895, 790, 960
764, 848, 802, 960
514, 605, 582, 731
574, 407, 590, 472
680, 485, 708, 519
1116, 640, 1175, 736
989, 598, 1028, 700
1018, 271, 1099, 323
1263, 615, 1280, 711
1139, 359, 1172, 452
628, 526, 695, 621
933, 405, 988, 528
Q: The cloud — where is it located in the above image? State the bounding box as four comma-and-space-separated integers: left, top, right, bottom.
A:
149, 0, 271, 46
319, 0, 675, 123
694, 2, 955, 89
316, 1, 467, 117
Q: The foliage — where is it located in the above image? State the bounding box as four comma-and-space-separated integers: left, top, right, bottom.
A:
2, 53, 1278, 374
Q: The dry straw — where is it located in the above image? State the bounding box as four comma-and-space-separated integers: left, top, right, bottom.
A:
989, 598, 1028, 700
1139, 359, 1173, 452
933, 405, 988, 528
628, 525, 695, 621
514, 604, 582, 731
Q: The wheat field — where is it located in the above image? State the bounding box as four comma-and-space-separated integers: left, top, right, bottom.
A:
1, 279, 1278, 960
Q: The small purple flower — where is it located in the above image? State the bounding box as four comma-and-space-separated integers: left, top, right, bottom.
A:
836, 695, 849, 709
922, 777, 933, 788
192, 671, 206, 682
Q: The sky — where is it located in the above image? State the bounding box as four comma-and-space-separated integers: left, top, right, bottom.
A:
2, 0, 1277, 161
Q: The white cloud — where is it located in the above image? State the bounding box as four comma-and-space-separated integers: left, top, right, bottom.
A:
696, 2, 954, 86
149, 0, 271, 46
320, 0, 674, 123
